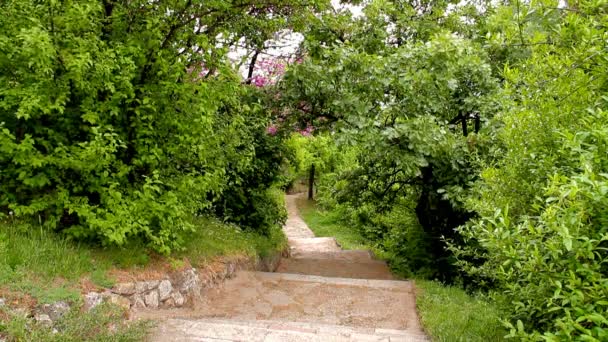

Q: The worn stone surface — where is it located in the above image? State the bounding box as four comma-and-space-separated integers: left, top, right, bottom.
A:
282, 194, 316, 239
135, 280, 160, 294
84, 292, 104, 311
132, 294, 146, 308
112, 282, 136, 295
0, 298, 5, 307
277, 258, 394, 280
176, 269, 200, 294
145, 280, 160, 291
158, 280, 172, 301
149, 318, 429, 342
288, 237, 341, 253
143, 272, 420, 331
171, 291, 185, 307
161, 298, 175, 309
144, 290, 160, 309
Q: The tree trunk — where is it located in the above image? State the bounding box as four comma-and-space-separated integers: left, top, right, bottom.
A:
308, 163, 315, 200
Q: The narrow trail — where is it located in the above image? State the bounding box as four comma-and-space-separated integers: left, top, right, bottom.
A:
145, 193, 428, 341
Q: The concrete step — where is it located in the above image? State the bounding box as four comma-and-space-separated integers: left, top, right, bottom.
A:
136, 272, 423, 334
282, 194, 316, 239
292, 250, 377, 263
277, 258, 394, 280
288, 237, 342, 254
150, 318, 429, 341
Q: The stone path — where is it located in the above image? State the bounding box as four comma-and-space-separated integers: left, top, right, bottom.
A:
145, 193, 428, 341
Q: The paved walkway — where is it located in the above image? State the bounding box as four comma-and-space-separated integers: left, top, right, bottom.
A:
282, 193, 316, 239
146, 193, 428, 341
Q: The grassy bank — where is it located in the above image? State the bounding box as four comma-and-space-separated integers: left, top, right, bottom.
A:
0, 216, 286, 341
416, 280, 507, 341
0, 217, 286, 302
295, 197, 368, 250
1, 304, 151, 342
294, 197, 507, 341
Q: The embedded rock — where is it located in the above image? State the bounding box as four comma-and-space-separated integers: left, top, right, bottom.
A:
84, 292, 103, 311
34, 313, 53, 328
105, 293, 131, 311
158, 280, 172, 301
171, 291, 185, 307
144, 291, 160, 309
132, 294, 146, 308
112, 282, 136, 296
40, 301, 70, 321
176, 268, 200, 294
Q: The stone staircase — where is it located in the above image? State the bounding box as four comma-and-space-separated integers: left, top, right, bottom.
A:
145, 194, 428, 341
277, 237, 394, 280
152, 318, 427, 341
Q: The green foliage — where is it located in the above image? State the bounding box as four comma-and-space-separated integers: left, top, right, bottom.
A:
212, 121, 289, 235
295, 196, 369, 251
283, 133, 350, 192
179, 214, 288, 262
280, 33, 497, 280
453, 0, 608, 339
0, 0, 320, 252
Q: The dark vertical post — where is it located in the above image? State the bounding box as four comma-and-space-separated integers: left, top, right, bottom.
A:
474, 113, 480, 133
461, 113, 468, 136
308, 163, 315, 200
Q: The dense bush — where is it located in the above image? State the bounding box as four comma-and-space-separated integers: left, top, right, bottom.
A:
0, 0, 321, 253
453, 1, 608, 338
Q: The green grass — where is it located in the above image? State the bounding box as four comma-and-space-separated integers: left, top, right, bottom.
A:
1, 303, 151, 341
0, 216, 286, 305
178, 217, 287, 263
416, 280, 507, 342
0, 215, 286, 340
295, 197, 368, 250
295, 198, 507, 342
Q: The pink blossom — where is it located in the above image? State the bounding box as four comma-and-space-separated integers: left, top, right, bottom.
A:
248, 57, 296, 87
266, 125, 278, 135
252, 75, 268, 87
299, 125, 314, 136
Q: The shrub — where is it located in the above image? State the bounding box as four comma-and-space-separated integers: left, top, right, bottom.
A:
0, 1, 312, 252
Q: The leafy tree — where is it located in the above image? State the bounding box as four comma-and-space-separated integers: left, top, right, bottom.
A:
0, 0, 326, 252
278, 32, 498, 279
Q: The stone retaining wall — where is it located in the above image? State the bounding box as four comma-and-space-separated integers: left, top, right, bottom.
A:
85, 251, 285, 312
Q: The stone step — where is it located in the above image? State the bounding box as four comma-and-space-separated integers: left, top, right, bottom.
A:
291, 250, 377, 262
288, 237, 342, 254
277, 258, 394, 280
253, 272, 409, 289
136, 272, 423, 334
150, 318, 429, 341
